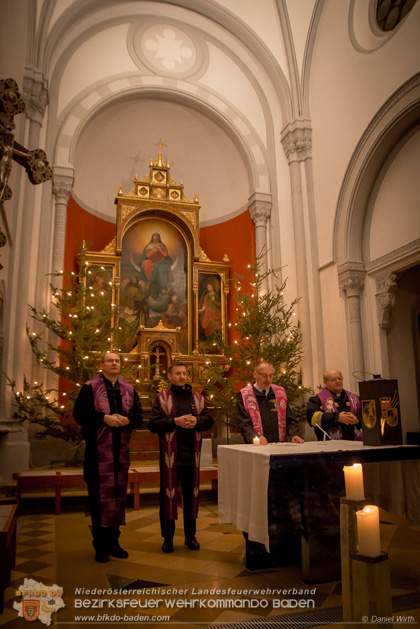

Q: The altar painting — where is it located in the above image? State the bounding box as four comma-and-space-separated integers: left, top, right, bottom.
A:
198, 272, 222, 351
85, 264, 115, 330
119, 218, 189, 353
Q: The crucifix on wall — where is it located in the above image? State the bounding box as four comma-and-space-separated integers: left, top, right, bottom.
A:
0, 77, 52, 258
150, 343, 168, 381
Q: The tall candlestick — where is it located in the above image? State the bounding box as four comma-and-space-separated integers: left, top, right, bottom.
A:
343, 463, 364, 500
356, 505, 381, 557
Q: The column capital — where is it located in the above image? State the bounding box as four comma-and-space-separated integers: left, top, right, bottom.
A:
52, 168, 74, 204
281, 118, 312, 163
338, 262, 365, 297
53, 179, 72, 204
22, 67, 48, 123
248, 192, 271, 226
375, 272, 398, 331
52, 170, 73, 275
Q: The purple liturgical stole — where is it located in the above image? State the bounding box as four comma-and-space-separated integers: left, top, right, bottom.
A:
157, 388, 205, 521
317, 387, 363, 441
90, 374, 134, 527
240, 384, 288, 442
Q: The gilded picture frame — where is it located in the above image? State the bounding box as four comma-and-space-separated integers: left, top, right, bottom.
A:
194, 263, 229, 354
119, 216, 192, 354
83, 251, 119, 324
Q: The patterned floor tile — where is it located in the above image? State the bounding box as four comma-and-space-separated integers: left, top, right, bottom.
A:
16, 537, 52, 548
195, 560, 244, 578
202, 539, 245, 552
10, 560, 52, 574
29, 565, 57, 581
17, 528, 51, 538
1, 500, 419, 629
16, 546, 51, 565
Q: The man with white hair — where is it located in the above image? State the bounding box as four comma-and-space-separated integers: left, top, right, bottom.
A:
306, 369, 362, 441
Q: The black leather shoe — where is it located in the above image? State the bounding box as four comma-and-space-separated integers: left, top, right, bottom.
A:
185, 537, 200, 550
162, 539, 174, 553
109, 546, 129, 559
95, 551, 109, 563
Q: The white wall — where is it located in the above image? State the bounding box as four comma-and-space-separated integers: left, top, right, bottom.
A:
369, 129, 420, 261
387, 266, 420, 436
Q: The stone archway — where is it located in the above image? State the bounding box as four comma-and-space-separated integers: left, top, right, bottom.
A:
51, 84, 273, 282
334, 74, 420, 379
383, 265, 420, 434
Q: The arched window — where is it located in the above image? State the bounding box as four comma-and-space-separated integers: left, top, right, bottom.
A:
376, 0, 417, 31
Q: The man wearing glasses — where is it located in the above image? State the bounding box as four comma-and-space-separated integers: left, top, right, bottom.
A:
306, 369, 362, 441
74, 351, 143, 562
237, 361, 304, 445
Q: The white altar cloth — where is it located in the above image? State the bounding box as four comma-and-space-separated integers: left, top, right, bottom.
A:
217, 441, 420, 551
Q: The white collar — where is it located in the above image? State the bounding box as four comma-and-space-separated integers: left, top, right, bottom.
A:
254, 383, 270, 395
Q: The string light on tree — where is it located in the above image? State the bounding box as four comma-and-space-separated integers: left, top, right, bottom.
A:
199, 253, 311, 431
6, 243, 136, 455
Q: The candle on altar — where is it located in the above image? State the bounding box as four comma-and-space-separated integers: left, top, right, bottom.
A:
356, 505, 381, 557
343, 463, 365, 500
253, 436, 261, 446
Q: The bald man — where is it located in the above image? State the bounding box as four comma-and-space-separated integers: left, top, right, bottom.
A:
306, 369, 362, 441
74, 352, 143, 562
237, 361, 304, 445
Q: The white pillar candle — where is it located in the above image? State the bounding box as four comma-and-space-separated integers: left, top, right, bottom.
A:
343, 463, 364, 500
253, 436, 260, 446
356, 505, 381, 557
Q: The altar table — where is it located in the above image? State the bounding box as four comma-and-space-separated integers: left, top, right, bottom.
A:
217, 441, 420, 581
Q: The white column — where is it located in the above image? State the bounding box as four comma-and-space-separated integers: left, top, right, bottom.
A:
281, 120, 313, 381
23, 69, 48, 148
9, 70, 48, 384
375, 272, 398, 378
47, 172, 73, 392
0, 70, 48, 476
338, 264, 366, 379
248, 192, 271, 293
302, 155, 325, 377
52, 171, 73, 274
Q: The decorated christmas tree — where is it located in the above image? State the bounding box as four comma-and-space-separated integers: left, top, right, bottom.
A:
7, 245, 134, 452
200, 256, 311, 431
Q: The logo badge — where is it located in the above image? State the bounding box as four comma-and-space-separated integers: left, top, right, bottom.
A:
362, 399, 376, 428
14, 578, 65, 625
22, 600, 40, 622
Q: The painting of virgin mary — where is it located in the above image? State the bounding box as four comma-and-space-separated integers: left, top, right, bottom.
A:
137, 232, 173, 300
119, 219, 188, 352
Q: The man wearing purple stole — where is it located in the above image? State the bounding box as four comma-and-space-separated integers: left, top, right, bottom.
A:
148, 363, 213, 554
74, 352, 143, 562
237, 361, 304, 445
236, 360, 303, 570
306, 369, 362, 441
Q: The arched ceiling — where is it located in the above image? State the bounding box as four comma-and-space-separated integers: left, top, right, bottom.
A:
42, 0, 298, 224
72, 96, 250, 224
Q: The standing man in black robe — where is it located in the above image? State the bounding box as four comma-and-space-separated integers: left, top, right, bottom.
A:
148, 363, 213, 553
74, 352, 142, 562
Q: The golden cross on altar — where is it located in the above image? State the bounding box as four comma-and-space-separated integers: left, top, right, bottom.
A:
150, 345, 165, 364
154, 138, 167, 154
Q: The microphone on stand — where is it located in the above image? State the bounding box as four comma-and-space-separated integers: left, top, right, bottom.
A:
317, 424, 336, 440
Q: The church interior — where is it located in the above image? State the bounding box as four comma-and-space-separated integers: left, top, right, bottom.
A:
0, 0, 419, 627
